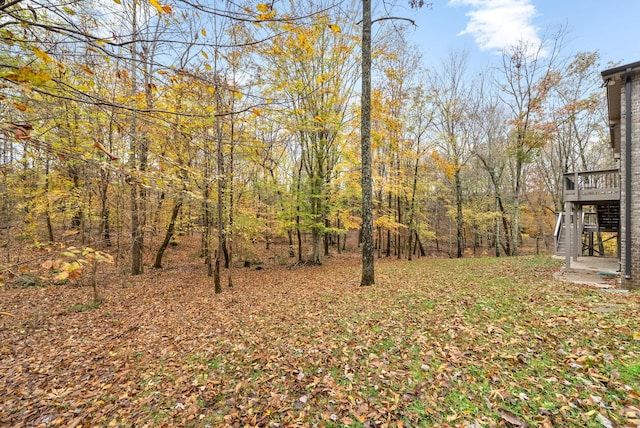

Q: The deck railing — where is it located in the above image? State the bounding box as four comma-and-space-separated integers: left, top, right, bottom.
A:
563, 169, 620, 202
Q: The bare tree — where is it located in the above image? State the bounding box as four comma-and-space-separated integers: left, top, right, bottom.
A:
496, 30, 565, 255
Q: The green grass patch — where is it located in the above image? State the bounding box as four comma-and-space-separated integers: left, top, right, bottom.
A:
69, 300, 101, 312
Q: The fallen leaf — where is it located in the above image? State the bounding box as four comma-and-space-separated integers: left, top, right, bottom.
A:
595, 413, 614, 428
500, 409, 529, 427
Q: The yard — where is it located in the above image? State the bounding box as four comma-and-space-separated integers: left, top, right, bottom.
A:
0, 246, 639, 427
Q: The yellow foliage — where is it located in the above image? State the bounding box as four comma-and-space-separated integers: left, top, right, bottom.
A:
258, 10, 277, 20
3, 67, 52, 85
31, 46, 53, 63
375, 215, 406, 231
78, 64, 94, 75
431, 151, 461, 180
149, 0, 164, 15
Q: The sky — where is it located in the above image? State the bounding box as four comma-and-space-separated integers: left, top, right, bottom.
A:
401, 0, 640, 72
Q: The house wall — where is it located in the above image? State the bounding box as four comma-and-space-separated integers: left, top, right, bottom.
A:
620, 69, 640, 289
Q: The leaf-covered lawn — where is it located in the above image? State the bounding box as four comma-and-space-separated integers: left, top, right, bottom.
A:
1, 254, 639, 427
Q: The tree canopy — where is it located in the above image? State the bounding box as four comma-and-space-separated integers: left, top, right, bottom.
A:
0, 0, 614, 286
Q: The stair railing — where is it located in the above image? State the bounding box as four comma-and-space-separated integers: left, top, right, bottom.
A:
554, 212, 564, 254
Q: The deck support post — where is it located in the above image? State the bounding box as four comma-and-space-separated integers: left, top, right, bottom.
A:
564, 201, 572, 268
574, 205, 583, 260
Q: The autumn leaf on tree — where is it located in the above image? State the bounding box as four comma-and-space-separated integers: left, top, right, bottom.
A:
30, 46, 54, 63
148, 0, 165, 14
431, 150, 461, 180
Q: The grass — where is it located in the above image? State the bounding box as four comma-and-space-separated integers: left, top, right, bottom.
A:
0, 254, 638, 427
69, 300, 102, 312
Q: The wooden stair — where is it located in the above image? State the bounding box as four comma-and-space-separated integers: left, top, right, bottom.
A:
555, 203, 620, 257
597, 204, 620, 231
554, 213, 566, 256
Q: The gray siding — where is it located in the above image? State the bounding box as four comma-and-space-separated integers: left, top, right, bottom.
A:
620, 71, 640, 289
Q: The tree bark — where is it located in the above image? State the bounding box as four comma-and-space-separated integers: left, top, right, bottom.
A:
407, 154, 420, 261
153, 198, 182, 269
360, 0, 374, 286
455, 169, 464, 258
214, 91, 224, 294
324, 218, 330, 257
129, 3, 144, 275
288, 230, 295, 257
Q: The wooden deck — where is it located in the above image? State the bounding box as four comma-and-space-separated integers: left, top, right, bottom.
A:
564, 169, 620, 203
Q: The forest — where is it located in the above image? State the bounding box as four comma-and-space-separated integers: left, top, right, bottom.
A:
0, 0, 615, 287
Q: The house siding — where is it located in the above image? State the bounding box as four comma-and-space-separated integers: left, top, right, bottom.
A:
620, 71, 640, 289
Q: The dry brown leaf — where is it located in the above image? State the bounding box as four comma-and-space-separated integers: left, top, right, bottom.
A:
500, 409, 529, 427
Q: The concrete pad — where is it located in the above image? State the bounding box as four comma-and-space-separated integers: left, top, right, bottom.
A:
553, 256, 621, 288
570, 257, 619, 273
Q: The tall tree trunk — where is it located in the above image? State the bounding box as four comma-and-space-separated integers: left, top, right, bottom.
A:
455, 169, 464, 258
396, 190, 402, 259
416, 232, 426, 257
70, 171, 83, 229
99, 175, 111, 247
407, 156, 420, 261
222, 235, 230, 268
203, 192, 212, 278
324, 218, 330, 257
288, 230, 295, 257
310, 176, 323, 265
494, 192, 512, 256
311, 227, 322, 264
385, 230, 391, 257
203, 140, 213, 277
213, 95, 224, 294
44, 158, 54, 242
295, 161, 303, 262
513, 156, 523, 256
494, 195, 500, 257
435, 209, 440, 252
386, 191, 391, 257
336, 215, 342, 254
360, 0, 374, 286
129, 2, 144, 275
99, 117, 115, 247
226, 120, 235, 280
153, 198, 182, 269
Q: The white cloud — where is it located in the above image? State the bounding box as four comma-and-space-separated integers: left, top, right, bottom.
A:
450, 0, 540, 53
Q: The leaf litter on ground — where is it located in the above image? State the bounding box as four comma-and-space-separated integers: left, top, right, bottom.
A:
0, 246, 639, 427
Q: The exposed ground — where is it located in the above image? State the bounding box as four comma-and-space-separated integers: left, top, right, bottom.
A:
0, 239, 639, 427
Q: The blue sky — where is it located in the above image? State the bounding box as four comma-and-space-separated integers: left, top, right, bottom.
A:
402, 0, 640, 71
